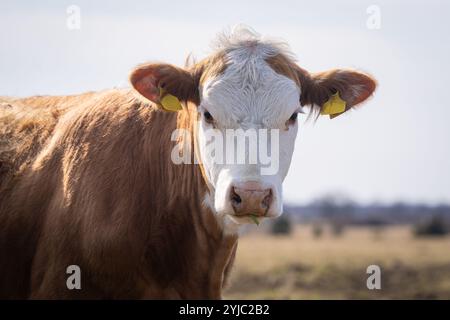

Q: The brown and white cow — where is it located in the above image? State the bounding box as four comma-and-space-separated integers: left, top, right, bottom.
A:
0, 28, 376, 299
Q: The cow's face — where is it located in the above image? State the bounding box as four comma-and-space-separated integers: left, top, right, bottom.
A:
130, 30, 376, 228
195, 50, 300, 225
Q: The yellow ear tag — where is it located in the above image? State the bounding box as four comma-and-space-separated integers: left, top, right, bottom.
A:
321, 92, 346, 118
159, 87, 182, 112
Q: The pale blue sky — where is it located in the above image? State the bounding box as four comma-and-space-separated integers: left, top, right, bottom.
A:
1, 0, 449, 205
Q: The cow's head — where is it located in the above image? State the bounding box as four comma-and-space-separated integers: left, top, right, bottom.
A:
130, 28, 376, 228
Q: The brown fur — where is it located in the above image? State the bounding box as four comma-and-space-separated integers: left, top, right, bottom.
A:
0, 90, 237, 299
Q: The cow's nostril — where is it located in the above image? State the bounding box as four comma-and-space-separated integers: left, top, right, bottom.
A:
230, 188, 242, 205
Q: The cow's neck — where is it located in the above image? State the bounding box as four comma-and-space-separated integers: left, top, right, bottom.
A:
142, 105, 238, 299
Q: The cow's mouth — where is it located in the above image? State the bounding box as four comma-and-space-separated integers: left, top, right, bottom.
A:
227, 213, 266, 225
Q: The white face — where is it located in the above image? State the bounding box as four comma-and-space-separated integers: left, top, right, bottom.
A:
196, 49, 301, 228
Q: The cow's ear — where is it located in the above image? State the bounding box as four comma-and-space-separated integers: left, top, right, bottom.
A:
129, 63, 200, 111
299, 68, 376, 118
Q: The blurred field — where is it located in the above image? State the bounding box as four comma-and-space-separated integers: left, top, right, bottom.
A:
224, 225, 450, 299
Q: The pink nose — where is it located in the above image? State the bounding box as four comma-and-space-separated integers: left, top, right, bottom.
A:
229, 182, 273, 217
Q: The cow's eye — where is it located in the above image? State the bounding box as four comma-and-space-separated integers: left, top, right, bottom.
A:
289, 112, 298, 122
203, 111, 214, 124
285, 112, 299, 129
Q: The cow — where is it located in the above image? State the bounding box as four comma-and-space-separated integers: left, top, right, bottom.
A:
0, 27, 376, 299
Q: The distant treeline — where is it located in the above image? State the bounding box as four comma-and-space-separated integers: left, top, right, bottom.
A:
284, 200, 450, 226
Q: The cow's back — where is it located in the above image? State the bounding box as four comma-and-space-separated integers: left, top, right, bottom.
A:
0, 93, 100, 193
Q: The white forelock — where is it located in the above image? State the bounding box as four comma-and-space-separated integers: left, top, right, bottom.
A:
210, 25, 297, 62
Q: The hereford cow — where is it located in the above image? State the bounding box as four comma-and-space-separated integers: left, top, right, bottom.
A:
0, 28, 376, 299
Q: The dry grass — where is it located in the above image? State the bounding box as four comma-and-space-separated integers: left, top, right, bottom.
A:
224, 225, 450, 299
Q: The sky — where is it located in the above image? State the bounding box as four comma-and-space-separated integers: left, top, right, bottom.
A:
1, 0, 449, 205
